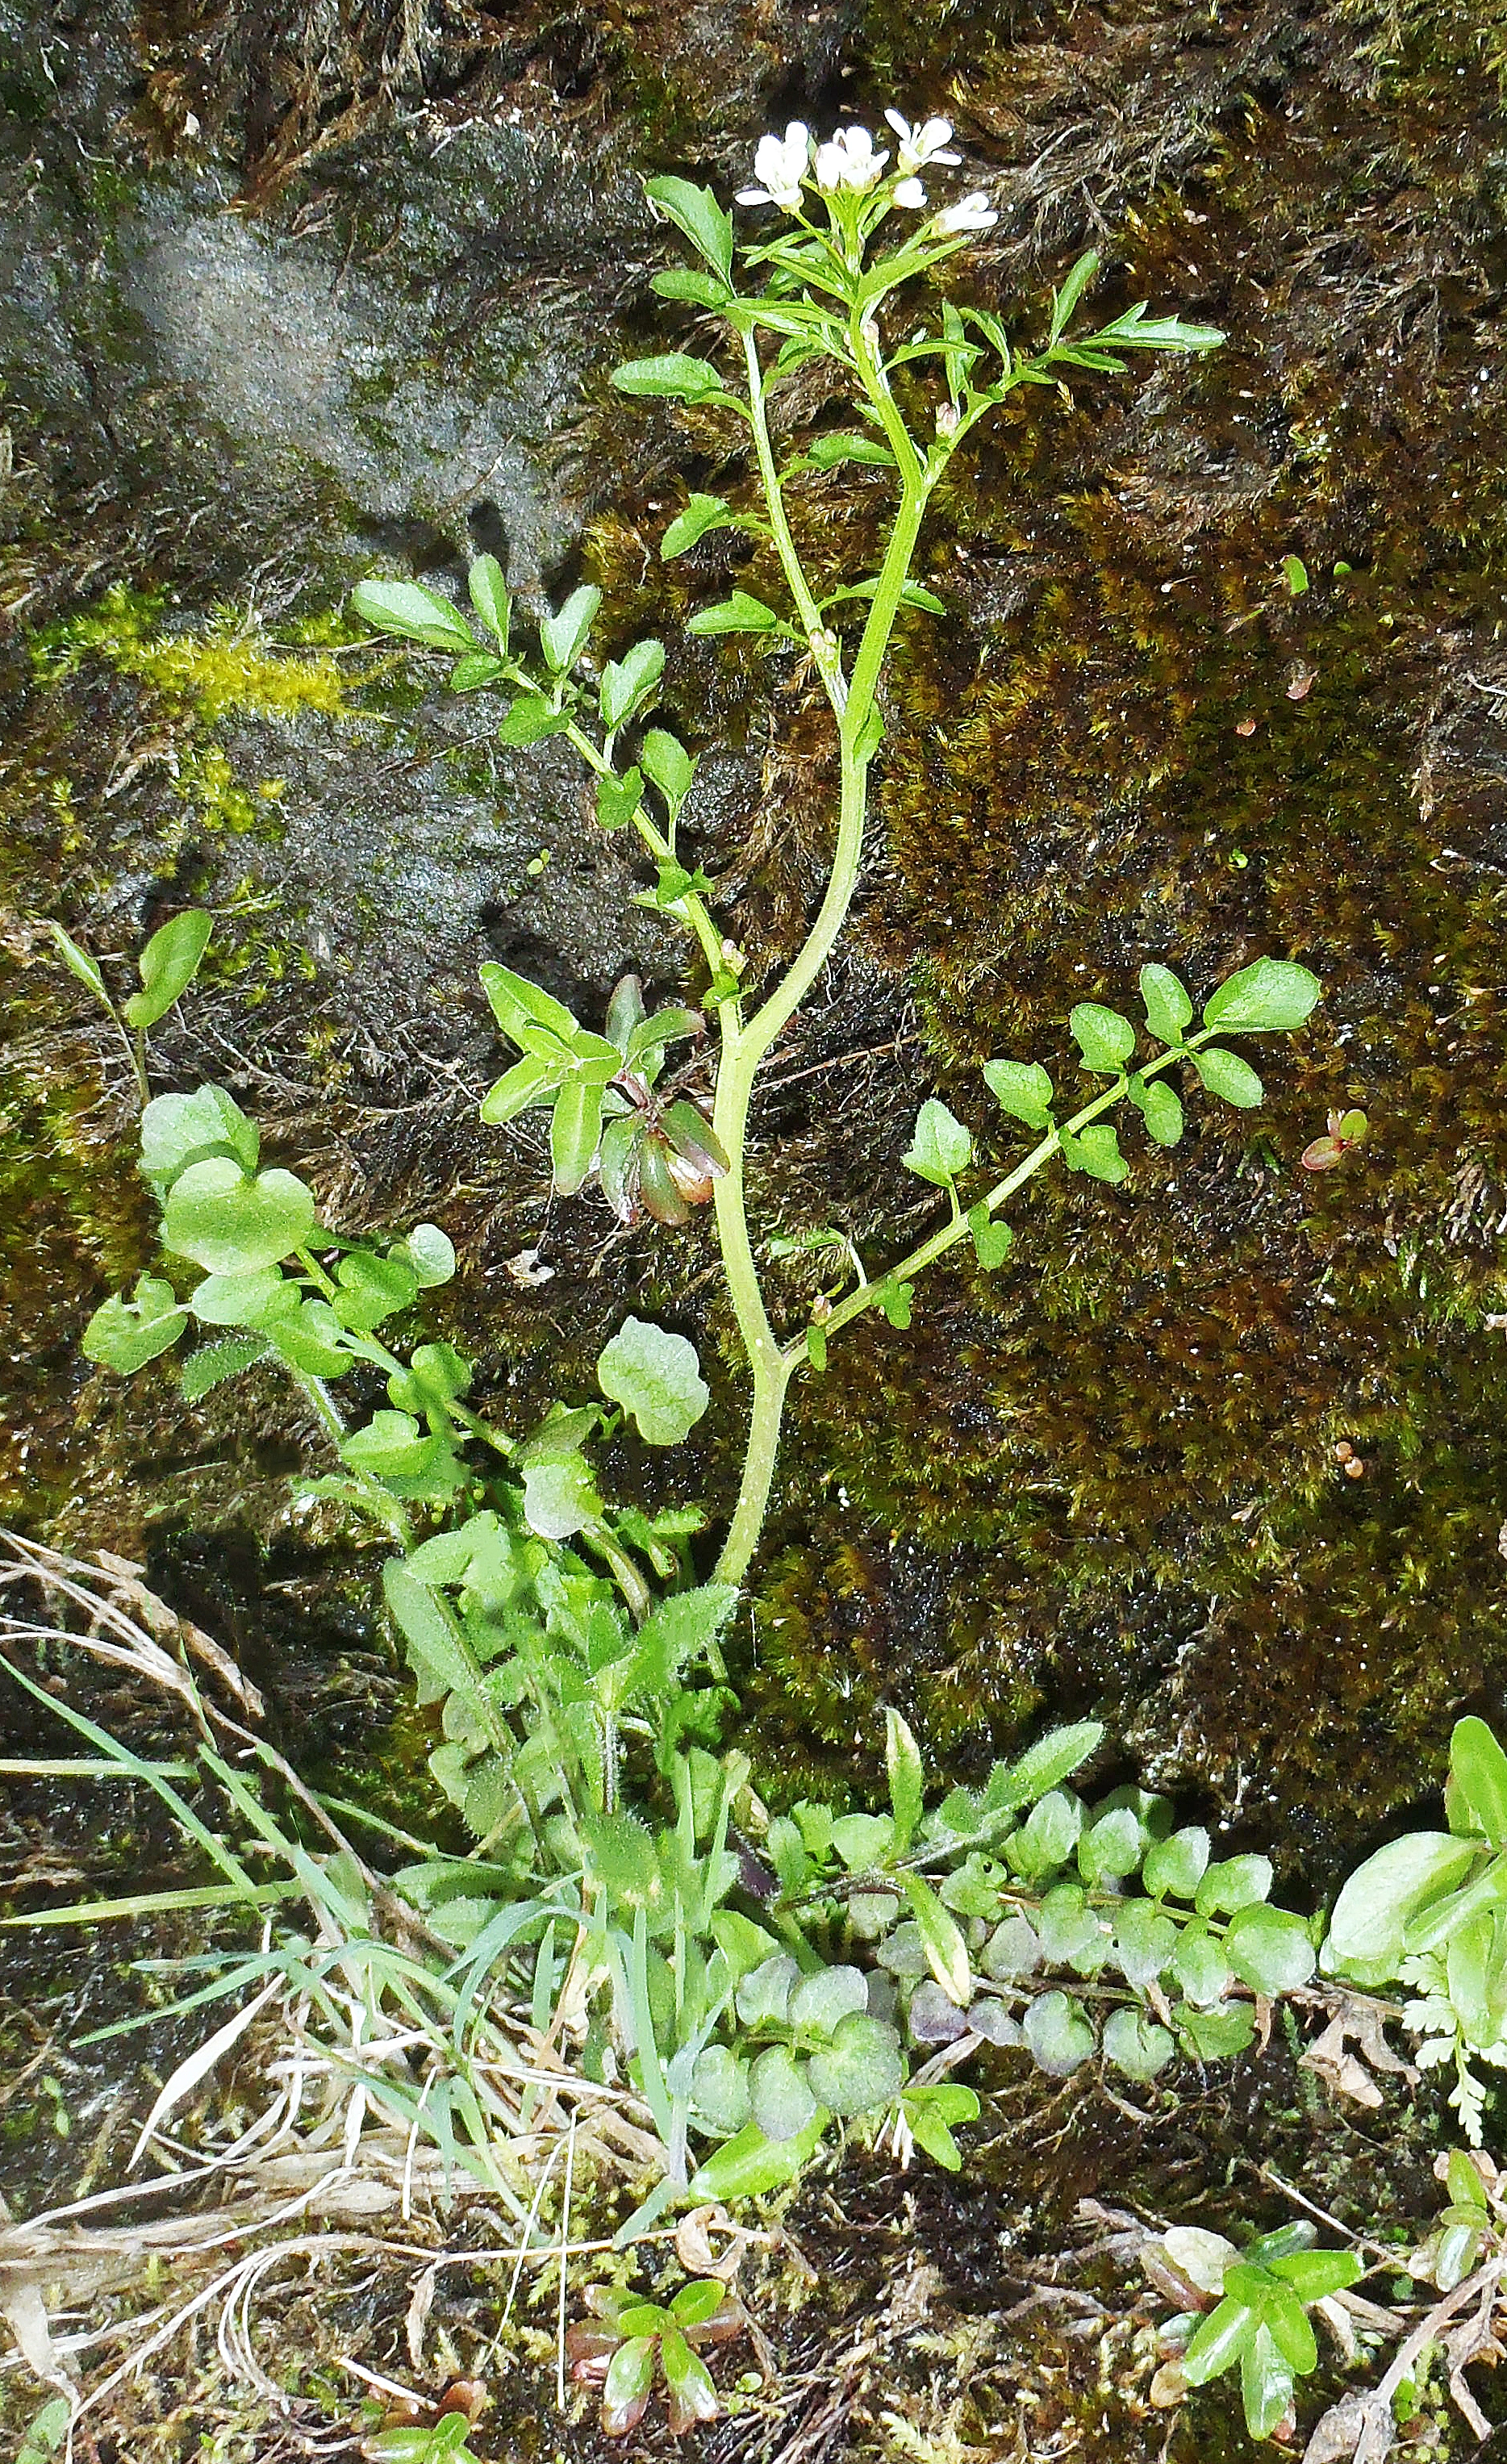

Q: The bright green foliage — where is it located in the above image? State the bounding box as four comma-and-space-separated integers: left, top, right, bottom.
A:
597, 1318, 709, 1445
55, 108, 1358, 2278
122, 909, 214, 1029
903, 1098, 972, 1187
1157, 2222, 1363, 2443
365, 2415, 482, 2462
1325, 1715, 1507, 2141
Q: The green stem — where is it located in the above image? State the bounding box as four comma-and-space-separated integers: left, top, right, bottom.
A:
560, 718, 728, 985
712, 334, 934, 1585
795, 1042, 1196, 1359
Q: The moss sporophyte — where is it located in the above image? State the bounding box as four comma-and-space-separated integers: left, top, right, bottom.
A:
56, 108, 1488, 2454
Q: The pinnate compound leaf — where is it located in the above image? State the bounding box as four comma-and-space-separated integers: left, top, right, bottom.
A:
661, 493, 736, 558
691, 2044, 751, 2134
983, 1058, 1054, 1127
903, 1097, 971, 1187
1202, 958, 1321, 1035
449, 652, 506, 692
644, 174, 733, 278
82, 1278, 189, 1372
599, 637, 666, 732
1070, 1002, 1136, 1073
352, 576, 477, 653
190, 1266, 286, 1326
539, 583, 601, 675
805, 430, 896, 470
736, 1953, 799, 2029
886, 1707, 925, 1852
612, 352, 727, 403
1173, 1923, 1232, 2007
269, 1298, 355, 1379
597, 1316, 709, 1444
688, 2107, 828, 2201
1175, 2001, 1255, 2059
523, 1451, 599, 1539
1451, 1715, 1507, 1844
333, 1248, 418, 1331
1113, 1898, 1179, 1990
1077, 1806, 1142, 1886
163, 1158, 317, 1274
1050, 248, 1100, 340
788, 1965, 869, 2035
123, 908, 212, 1029
1140, 963, 1193, 1045
1192, 1046, 1264, 1108
1322, 1831, 1477, 1983
902, 2082, 979, 2171
653, 266, 730, 307
749, 2046, 819, 2141
1195, 1854, 1273, 1916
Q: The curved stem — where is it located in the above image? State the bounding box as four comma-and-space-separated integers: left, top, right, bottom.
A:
710, 351, 933, 1581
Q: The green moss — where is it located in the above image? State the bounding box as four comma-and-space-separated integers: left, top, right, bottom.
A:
32, 584, 349, 721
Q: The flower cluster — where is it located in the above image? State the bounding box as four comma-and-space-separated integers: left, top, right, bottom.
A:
735, 109, 996, 233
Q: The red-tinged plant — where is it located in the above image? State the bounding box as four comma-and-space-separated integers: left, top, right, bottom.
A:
565, 2278, 745, 2436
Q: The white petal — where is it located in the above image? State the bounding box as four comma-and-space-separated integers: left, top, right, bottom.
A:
919, 117, 954, 152
884, 107, 912, 140
894, 178, 928, 207
736, 186, 773, 205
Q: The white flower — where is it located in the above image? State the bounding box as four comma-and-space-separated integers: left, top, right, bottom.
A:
893, 177, 928, 208
814, 126, 889, 194
933, 190, 998, 236
883, 110, 961, 175
736, 121, 810, 211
